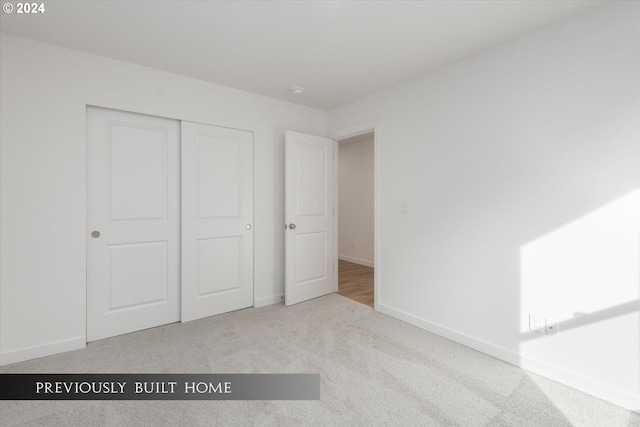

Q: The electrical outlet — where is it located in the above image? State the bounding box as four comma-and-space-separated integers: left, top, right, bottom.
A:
546, 318, 559, 337
350, 242, 355, 249
529, 314, 545, 334
269, 270, 276, 280
401, 202, 409, 215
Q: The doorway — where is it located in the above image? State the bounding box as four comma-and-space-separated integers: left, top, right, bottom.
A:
336, 131, 375, 308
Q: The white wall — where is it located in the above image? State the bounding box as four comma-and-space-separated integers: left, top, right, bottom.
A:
0, 34, 328, 365
338, 136, 374, 267
329, 2, 640, 412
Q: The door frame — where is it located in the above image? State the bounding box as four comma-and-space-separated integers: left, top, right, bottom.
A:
330, 120, 380, 311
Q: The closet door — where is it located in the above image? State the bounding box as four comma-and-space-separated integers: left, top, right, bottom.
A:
87, 107, 180, 341
181, 122, 254, 322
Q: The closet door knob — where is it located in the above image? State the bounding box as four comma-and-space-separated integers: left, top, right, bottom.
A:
288, 223, 296, 230
245, 224, 252, 230
91, 231, 101, 238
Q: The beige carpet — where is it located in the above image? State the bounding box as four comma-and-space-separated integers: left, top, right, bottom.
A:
1, 294, 637, 426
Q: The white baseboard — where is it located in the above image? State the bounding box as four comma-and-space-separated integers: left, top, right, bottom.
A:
0, 336, 86, 366
378, 303, 639, 414
338, 254, 374, 268
254, 294, 284, 308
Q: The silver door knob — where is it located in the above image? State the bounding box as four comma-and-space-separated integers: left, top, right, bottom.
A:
91, 231, 100, 238
245, 224, 252, 230
288, 223, 296, 230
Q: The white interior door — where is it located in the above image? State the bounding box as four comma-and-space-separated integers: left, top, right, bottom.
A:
285, 130, 335, 306
87, 107, 180, 342
181, 121, 254, 322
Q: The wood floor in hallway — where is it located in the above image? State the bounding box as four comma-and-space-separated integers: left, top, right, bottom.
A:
338, 259, 374, 308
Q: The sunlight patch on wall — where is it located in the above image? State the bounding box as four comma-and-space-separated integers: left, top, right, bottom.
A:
520, 189, 640, 397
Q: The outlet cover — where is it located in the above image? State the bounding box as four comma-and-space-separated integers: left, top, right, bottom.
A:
546, 318, 559, 337
529, 314, 545, 334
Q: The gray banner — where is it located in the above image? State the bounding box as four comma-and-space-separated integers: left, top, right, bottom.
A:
0, 374, 321, 400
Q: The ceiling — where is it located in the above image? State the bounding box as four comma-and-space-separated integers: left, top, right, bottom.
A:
0, 1, 603, 111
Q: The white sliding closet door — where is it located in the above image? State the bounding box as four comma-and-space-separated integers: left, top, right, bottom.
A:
87, 107, 180, 342
181, 121, 254, 322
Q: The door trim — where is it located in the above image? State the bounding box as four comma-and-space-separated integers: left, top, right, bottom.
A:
330, 120, 380, 312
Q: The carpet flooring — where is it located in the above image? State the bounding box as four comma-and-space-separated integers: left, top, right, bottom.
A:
1, 294, 638, 426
